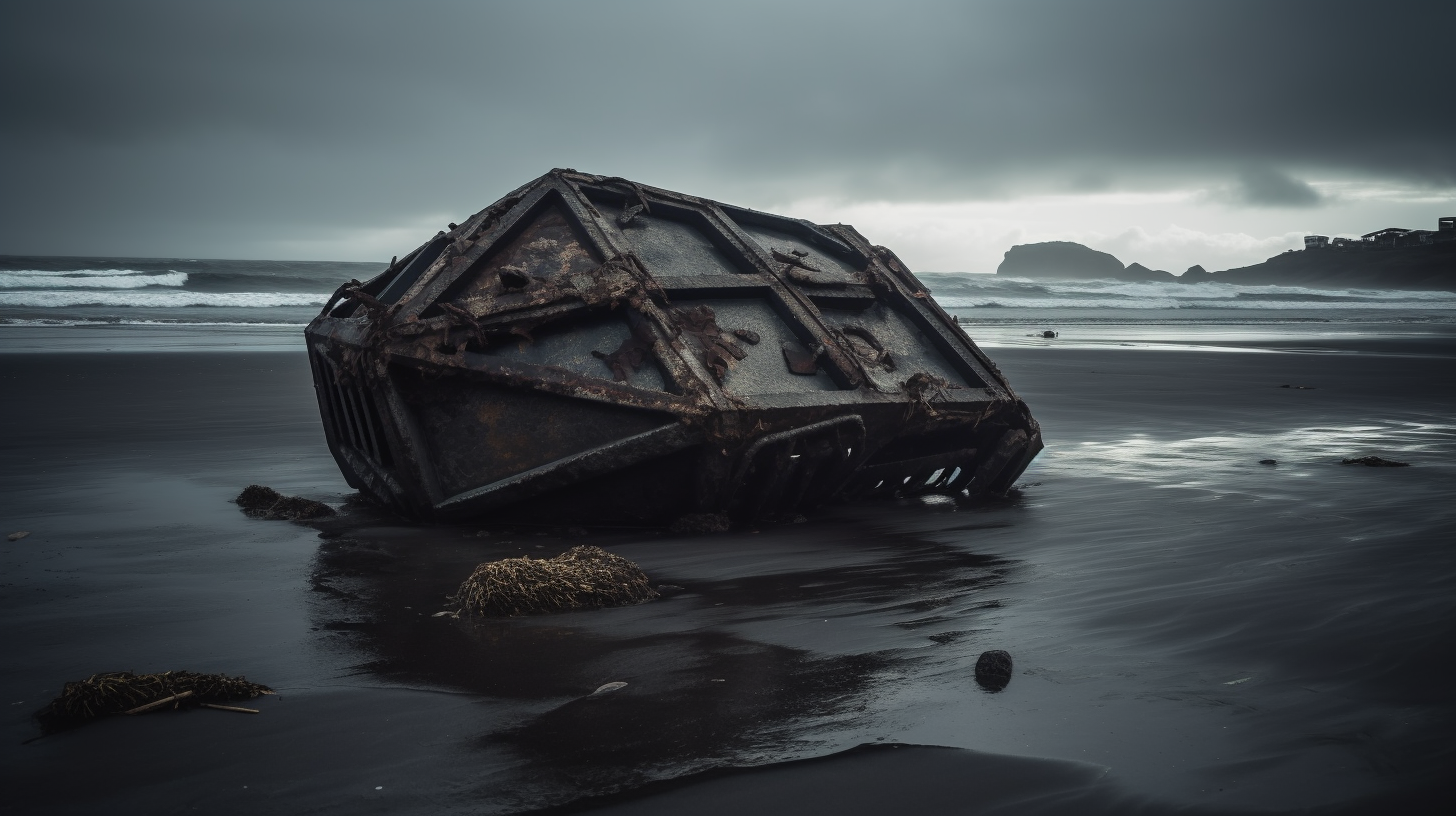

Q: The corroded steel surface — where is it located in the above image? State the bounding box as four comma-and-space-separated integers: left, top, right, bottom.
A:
305, 170, 1042, 525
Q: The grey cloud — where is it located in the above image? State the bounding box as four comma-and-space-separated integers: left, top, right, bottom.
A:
1, 0, 1452, 257
1228, 168, 1325, 208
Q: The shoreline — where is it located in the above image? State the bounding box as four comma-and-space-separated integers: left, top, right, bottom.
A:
2, 340, 1453, 814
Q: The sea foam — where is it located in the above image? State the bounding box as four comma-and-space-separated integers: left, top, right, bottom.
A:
920, 273, 1456, 310
0, 269, 189, 289
0, 291, 330, 308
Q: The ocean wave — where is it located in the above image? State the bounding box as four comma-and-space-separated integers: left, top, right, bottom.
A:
1, 268, 157, 277
0, 291, 331, 308
918, 273, 1456, 309
0, 317, 309, 327
0, 270, 188, 289
939, 296, 1456, 310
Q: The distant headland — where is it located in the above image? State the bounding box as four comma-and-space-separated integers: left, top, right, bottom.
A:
997, 216, 1456, 290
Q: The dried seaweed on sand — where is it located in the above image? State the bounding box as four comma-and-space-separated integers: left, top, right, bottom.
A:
455, 545, 658, 616
37, 671, 274, 730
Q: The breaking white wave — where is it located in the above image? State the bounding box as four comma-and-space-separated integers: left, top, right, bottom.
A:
0, 291, 330, 308
941, 297, 1456, 310
0, 318, 309, 327
0, 269, 188, 289
921, 273, 1456, 310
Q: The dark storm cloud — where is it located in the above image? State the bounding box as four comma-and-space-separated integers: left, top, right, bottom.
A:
1, 0, 1452, 257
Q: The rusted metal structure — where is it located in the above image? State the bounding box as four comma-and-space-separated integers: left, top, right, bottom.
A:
306, 170, 1042, 525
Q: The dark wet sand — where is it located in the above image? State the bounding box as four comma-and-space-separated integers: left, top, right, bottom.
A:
2, 338, 1453, 814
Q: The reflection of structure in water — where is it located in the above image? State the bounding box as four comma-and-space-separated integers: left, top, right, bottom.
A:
306, 170, 1041, 525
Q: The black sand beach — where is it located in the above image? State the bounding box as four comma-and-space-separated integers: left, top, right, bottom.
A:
3, 328, 1454, 814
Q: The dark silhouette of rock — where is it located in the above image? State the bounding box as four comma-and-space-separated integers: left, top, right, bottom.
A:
1208, 242, 1456, 290
996, 242, 1125, 280
974, 650, 1014, 691
996, 238, 1455, 291
1120, 262, 1177, 282
1259, 459, 1277, 465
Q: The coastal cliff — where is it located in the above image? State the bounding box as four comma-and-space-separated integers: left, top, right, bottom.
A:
1212, 242, 1456, 289
997, 241, 1456, 290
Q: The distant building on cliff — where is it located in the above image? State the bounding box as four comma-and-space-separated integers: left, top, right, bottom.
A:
1307, 217, 1455, 251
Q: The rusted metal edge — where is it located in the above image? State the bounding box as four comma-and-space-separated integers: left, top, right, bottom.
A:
963, 428, 1030, 496
382, 348, 698, 416
854, 446, 980, 484
988, 428, 1044, 494
564, 175, 869, 391
433, 422, 704, 516
401, 184, 563, 319
729, 415, 866, 487
825, 224, 1012, 401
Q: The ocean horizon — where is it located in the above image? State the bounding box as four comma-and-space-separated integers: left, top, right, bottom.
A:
4, 255, 1455, 334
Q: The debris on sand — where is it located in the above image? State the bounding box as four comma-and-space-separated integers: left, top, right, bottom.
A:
1341, 456, 1410, 467
1279, 384, 1316, 390
235, 485, 336, 520
590, 681, 628, 696
36, 671, 273, 730
7, 531, 29, 541
974, 650, 1014, 691
454, 545, 658, 616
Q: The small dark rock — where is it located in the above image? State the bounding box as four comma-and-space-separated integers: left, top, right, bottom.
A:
974, 649, 1014, 691
1341, 456, 1410, 468
1259, 459, 1277, 465
656, 584, 687, 596
1041, 330, 1058, 339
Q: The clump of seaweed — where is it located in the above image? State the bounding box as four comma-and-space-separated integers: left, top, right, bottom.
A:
236, 484, 335, 520
1341, 456, 1410, 467
37, 671, 274, 730
455, 545, 658, 616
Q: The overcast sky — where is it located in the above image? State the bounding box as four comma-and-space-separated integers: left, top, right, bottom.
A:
3, 0, 1453, 273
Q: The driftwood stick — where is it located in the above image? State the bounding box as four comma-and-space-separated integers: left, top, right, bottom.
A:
200, 703, 260, 714
124, 690, 194, 715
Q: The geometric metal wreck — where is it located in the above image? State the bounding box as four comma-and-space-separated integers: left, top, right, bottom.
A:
305, 169, 1042, 525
